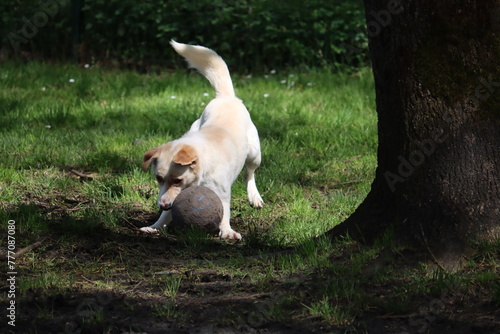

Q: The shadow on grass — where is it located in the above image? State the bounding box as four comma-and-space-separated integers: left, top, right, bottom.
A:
3, 203, 333, 333
2, 196, 499, 334
16, 288, 340, 334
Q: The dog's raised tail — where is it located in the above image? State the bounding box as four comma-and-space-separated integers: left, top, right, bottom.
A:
170, 40, 235, 98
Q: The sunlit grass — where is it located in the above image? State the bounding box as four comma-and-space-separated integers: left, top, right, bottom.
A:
1, 63, 498, 332
0, 62, 377, 244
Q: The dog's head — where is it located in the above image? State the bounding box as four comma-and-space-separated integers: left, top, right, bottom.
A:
142, 142, 200, 210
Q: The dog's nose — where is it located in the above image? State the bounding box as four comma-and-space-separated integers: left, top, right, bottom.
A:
159, 200, 173, 211
160, 203, 172, 211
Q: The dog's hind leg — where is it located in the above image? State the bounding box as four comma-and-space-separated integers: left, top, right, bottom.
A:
246, 164, 264, 208
245, 128, 264, 209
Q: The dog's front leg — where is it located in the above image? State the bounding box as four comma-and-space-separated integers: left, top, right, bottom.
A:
218, 200, 241, 240
140, 210, 172, 233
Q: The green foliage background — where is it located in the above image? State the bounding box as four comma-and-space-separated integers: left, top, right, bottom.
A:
1, 0, 367, 70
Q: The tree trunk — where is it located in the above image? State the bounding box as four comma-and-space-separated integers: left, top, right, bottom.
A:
327, 0, 500, 269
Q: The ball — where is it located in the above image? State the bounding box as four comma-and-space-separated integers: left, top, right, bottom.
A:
170, 186, 223, 234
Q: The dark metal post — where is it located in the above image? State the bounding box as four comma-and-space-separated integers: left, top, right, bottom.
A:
71, 0, 83, 62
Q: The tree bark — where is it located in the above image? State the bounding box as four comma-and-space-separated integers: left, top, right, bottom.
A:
327, 0, 500, 269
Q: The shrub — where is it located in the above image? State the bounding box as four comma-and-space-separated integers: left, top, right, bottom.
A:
1, 0, 368, 71
0, 0, 72, 61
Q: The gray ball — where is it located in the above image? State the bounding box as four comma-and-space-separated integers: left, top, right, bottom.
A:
171, 186, 223, 234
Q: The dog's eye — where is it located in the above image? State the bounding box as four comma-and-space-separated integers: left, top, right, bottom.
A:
156, 175, 165, 183
172, 178, 182, 185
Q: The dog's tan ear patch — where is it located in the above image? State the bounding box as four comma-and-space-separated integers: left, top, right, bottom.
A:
142, 148, 159, 172
173, 145, 197, 166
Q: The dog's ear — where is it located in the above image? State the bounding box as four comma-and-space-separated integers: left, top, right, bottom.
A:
142, 147, 159, 172
173, 145, 197, 167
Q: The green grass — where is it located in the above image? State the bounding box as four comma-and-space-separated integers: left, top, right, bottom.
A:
0, 62, 376, 243
1, 62, 498, 333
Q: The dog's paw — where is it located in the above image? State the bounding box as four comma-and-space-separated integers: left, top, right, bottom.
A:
219, 229, 242, 240
249, 194, 264, 209
140, 226, 160, 234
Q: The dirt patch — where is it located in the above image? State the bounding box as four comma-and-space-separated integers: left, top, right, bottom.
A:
1, 192, 499, 334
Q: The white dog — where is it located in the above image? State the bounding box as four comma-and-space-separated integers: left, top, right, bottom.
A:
140, 41, 264, 240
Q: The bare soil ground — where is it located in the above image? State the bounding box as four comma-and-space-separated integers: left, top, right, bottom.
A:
1, 193, 499, 334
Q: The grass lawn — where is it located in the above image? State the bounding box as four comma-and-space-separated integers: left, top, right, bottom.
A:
1, 62, 498, 333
